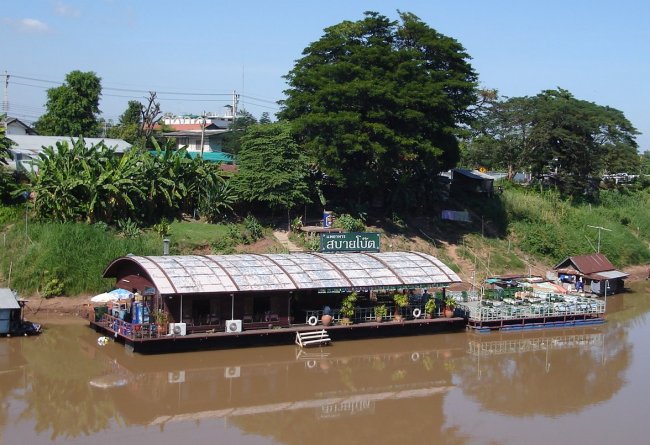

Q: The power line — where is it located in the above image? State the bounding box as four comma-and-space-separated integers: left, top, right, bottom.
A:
239, 94, 279, 105
5, 71, 282, 116
10, 74, 237, 97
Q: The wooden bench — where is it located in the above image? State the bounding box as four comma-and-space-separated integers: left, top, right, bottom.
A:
295, 329, 331, 348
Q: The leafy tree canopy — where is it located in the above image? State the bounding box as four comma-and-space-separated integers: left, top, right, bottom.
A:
0, 118, 12, 165
119, 100, 144, 126
462, 88, 639, 198
259, 112, 272, 124
108, 100, 145, 145
0, 120, 17, 202
34, 71, 102, 137
231, 122, 310, 214
641, 151, 650, 175
220, 109, 258, 156
461, 92, 535, 179
279, 11, 477, 210
27, 137, 232, 225
528, 89, 638, 197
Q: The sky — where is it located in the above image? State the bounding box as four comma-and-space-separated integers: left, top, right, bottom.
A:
1, 0, 648, 150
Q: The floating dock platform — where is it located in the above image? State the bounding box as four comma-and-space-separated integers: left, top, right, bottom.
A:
463, 295, 605, 333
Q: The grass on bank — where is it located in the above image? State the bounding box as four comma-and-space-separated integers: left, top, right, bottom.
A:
0, 212, 267, 296
169, 220, 230, 253
0, 220, 162, 296
2, 184, 649, 297
501, 187, 650, 267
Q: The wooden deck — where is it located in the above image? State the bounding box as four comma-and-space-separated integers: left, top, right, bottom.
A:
89, 315, 466, 354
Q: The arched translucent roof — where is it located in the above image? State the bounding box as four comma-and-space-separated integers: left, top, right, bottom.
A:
103, 251, 461, 295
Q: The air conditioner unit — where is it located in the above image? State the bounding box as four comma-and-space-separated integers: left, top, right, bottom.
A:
226, 319, 242, 333
169, 322, 187, 336
168, 370, 186, 384
224, 366, 241, 379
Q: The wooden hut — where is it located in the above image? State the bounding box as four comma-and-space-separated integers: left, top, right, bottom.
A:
553, 253, 628, 295
451, 169, 494, 196
0, 289, 21, 335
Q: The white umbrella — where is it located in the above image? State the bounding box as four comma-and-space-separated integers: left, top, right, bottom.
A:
108, 288, 133, 299
90, 288, 133, 303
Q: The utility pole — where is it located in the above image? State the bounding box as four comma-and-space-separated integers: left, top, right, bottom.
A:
2, 71, 9, 120
231, 90, 239, 126
587, 225, 612, 253
199, 111, 206, 158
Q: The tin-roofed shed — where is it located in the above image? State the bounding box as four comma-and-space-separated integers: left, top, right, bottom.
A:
553, 253, 628, 295
451, 169, 494, 196
0, 289, 22, 335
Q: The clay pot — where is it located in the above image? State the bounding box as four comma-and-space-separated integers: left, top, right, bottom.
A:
321, 314, 333, 326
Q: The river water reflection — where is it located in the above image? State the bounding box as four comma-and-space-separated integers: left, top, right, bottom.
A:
2, 280, 649, 445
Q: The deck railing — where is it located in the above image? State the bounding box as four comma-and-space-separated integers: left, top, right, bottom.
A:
98, 314, 160, 340
305, 304, 451, 324
97, 301, 467, 340
466, 297, 605, 322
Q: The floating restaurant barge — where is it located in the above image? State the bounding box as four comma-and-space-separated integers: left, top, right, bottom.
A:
89, 251, 466, 354
464, 294, 606, 333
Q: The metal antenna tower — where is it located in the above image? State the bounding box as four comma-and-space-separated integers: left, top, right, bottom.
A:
587, 225, 612, 253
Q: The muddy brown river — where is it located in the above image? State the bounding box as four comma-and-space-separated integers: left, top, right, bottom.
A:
2, 280, 649, 445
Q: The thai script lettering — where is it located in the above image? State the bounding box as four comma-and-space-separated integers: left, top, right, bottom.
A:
320, 233, 380, 252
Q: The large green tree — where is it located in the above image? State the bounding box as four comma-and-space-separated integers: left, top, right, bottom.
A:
463, 89, 639, 196
526, 89, 639, 197
462, 93, 535, 179
279, 11, 477, 210
232, 122, 310, 225
107, 100, 143, 144
34, 71, 102, 137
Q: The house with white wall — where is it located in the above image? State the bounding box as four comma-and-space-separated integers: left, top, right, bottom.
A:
6, 135, 131, 173
3, 116, 38, 135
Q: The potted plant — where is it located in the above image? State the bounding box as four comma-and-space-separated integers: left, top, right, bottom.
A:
340, 292, 357, 325
424, 297, 436, 318
393, 292, 409, 321
321, 305, 333, 326
374, 304, 387, 322
443, 296, 456, 318
153, 309, 168, 335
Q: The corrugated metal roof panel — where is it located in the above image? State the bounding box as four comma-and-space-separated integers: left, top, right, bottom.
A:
590, 270, 629, 280
104, 251, 461, 295
0, 289, 20, 310
8, 135, 132, 154
554, 253, 616, 275
572, 254, 615, 274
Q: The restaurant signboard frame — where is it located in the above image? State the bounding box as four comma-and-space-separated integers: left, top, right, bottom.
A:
320, 232, 380, 253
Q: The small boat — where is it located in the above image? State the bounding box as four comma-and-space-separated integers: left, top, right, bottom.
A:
10, 319, 42, 336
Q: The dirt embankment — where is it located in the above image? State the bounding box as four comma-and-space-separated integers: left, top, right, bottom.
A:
23, 295, 94, 322
623, 264, 650, 281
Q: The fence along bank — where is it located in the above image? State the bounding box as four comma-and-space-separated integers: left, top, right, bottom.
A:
89, 251, 464, 353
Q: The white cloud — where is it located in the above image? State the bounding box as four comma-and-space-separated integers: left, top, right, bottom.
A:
54, 1, 80, 17
18, 18, 50, 33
